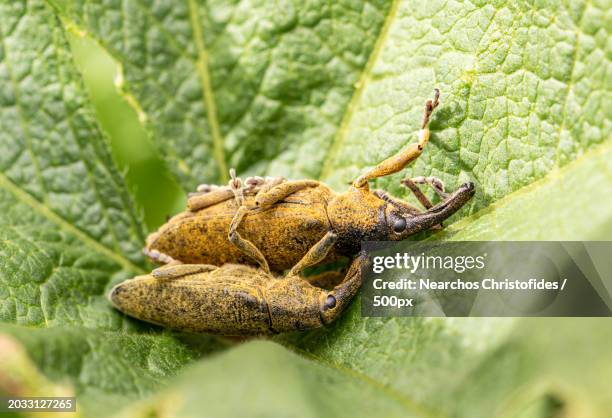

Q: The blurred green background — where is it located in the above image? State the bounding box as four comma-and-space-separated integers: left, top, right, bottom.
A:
69, 35, 184, 231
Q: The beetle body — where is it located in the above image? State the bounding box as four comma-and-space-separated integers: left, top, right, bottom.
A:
144, 91, 475, 278
146, 181, 475, 272
148, 184, 336, 272
109, 257, 364, 335
111, 90, 477, 335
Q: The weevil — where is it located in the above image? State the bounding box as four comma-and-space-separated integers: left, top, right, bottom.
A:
109, 253, 367, 335
144, 90, 475, 278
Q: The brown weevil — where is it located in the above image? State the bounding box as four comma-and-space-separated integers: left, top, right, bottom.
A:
109, 253, 367, 335
143, 90, 475, 278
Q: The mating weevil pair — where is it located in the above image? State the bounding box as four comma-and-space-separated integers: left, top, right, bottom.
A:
110, 90, 475, 335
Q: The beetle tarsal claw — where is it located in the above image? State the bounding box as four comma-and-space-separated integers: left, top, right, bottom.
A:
420, 88, 440, 129
228, 168, 245, 205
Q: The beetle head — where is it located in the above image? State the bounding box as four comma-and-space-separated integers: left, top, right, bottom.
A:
384, 182, 475, 240
328, 182, 475, 251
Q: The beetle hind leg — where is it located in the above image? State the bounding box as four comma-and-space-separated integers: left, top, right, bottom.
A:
152, 263, 218, 279
228, 206, 271, 273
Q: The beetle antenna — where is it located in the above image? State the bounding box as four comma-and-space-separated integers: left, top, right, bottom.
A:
403, 181, 474, 235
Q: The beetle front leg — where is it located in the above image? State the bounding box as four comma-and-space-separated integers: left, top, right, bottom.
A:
401, 176, 448, 209
227, 174, 321, 273
228, 205, 271, 273
373, 189, 421, 215
305, 270, 345, 290
287, 231, 338, 277
352, 89, 440, 189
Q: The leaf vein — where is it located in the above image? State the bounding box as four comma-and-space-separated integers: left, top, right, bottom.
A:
0, 172, 145, 274
554, 1, 590, 167
0, 24, 48, 204
187, 0, 228, 183
318, 0, 400, 180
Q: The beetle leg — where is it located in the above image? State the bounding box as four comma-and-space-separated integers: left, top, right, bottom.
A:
255, 176, 286, 195
352, 89, 440, 189
143, 248, 180, 265
254, 180, 320, 209
225, 172, 312, 274
288, 231, 338, 277
187, 188, 235, 211
228, 205, 271, 273
305, 270, 345, 290
152, 263, 218, 279
225, 170, 273, 273
402, 176, 448, 202
226, 170, 320, 273
229, 168, 245, 205
400, 177, 434, 209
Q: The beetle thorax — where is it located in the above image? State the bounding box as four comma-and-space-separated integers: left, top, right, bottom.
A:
327, 188, 387, 255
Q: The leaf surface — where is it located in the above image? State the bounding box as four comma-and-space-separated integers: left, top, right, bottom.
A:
1, 0, 611, 417
48, 0, 394, 188
0, 2, 222, 412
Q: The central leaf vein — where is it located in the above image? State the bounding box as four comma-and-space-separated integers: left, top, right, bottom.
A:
187, 0, 228, 183
318, 0, 401, 181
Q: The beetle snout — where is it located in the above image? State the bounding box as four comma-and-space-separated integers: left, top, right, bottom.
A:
404, 181, 475, 235
389, 181, 475, 238
462, 181, 476, 195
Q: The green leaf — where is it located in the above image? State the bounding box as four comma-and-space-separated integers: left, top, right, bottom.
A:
47, 0, 394, 188
0, 0, 146, 329
1, 0, 611, 417
278, 141, 612, 417
113, 340, 414, 418
46, 0, 610, 214
114, 321, 612, 418
0, 325, 223, 415
439, 141, 612, 241
0, 1, 222, 413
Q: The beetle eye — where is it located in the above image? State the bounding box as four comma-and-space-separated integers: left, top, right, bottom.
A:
393, 217, 407, 233
324, 295, 337, 310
